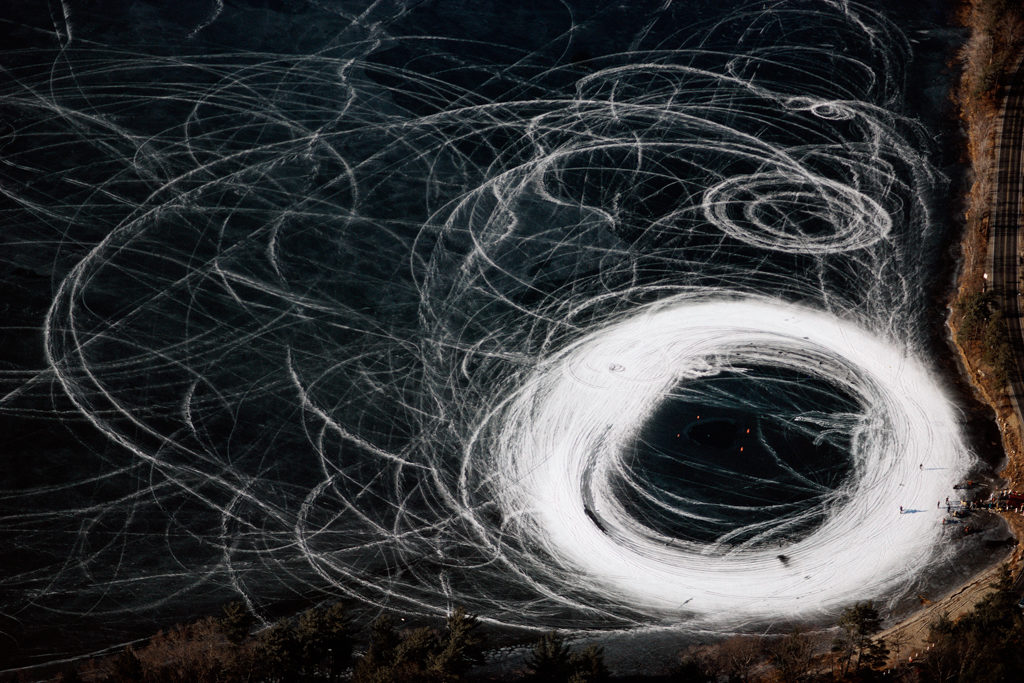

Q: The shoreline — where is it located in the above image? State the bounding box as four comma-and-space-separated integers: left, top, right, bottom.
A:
873, 0, 1024, 663
945, 0, 1024, 551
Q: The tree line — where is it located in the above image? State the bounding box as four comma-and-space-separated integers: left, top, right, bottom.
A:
8, 567, 1024, 682
17, 602, 609, 683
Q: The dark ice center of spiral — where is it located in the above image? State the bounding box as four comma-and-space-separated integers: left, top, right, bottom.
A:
612, 363, 859, 548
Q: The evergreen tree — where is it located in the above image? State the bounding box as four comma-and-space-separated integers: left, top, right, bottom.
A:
526, 631, 574, 682
526, 632, 611, 683
220, 601, 255, 646
568, 645, 610, 683
837, 601, 883, 675
429, 606, 486, 681
296, 607, 329, 665
353, 615, 402, 683
256, 621, 300, 683
294, 605, 353, 679
394, 626, 442, 681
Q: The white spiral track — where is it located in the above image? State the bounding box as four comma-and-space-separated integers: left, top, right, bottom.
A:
479, 296, 969, 625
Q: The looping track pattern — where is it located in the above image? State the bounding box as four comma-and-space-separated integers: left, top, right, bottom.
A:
479, 298, 968, 626
0, 0, 969, 645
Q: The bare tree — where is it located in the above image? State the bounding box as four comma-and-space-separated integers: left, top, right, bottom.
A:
714, 636, 763, 682
763, 629, 818, 682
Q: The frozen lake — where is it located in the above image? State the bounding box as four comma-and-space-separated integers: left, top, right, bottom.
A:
0, 0, 1006, 669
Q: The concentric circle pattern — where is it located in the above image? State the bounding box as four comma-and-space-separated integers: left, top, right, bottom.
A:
484, 298, 969, 625
703, 172, 892, 253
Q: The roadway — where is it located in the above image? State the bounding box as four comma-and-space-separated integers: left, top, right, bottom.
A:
989, 57, 1024, 428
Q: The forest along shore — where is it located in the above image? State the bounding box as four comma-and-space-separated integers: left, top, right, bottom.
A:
947, 0, 1024, 552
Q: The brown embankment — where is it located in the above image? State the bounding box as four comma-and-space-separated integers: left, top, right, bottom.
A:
948, 0, 1024, 497
874, 1, 1024, 665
